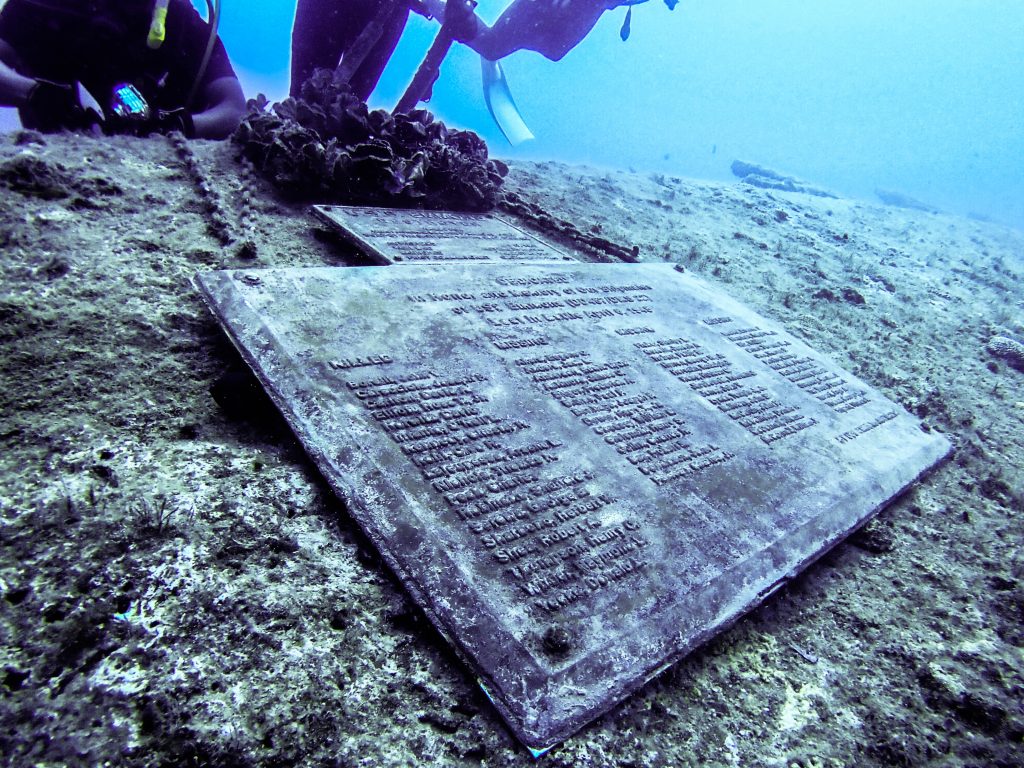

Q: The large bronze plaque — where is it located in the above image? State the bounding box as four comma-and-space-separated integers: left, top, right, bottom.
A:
196, 264, 949, 752
311, 205, 572, 264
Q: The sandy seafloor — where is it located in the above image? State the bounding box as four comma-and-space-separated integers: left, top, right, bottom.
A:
0, 131, 1022, 768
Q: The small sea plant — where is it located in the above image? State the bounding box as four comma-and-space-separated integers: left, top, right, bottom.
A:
130, 495, 183, 537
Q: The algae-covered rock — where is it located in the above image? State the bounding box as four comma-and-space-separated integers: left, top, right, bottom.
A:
0, 153, 73, 199
730, 159, 837, 199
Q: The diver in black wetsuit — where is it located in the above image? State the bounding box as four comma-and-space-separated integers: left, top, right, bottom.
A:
460, 0, 675, 62
290, 0, 677, 100
0, 0, 245, 139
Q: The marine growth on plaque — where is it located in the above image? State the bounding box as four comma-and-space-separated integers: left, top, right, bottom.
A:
197, 262, 949, 750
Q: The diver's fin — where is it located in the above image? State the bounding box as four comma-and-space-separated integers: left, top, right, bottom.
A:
75, 82, 105, 123
480, 57, 533, 146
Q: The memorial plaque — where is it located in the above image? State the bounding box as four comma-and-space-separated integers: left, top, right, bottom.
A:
196, 264, 949, 752
312, 204, 572, 265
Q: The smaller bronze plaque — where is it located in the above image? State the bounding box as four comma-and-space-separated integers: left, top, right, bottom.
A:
312, 205, 572, 265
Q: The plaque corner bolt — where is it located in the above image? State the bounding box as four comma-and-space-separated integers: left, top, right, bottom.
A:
541, 625, 574, 657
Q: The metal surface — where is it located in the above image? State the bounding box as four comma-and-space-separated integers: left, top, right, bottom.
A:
196, 263, 950, 751
312, 205, 571, 265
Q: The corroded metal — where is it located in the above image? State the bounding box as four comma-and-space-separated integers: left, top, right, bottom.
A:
196, 263, 949, 752
312, 204, 572, 264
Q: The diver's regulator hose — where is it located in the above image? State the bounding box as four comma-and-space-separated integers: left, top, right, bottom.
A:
186, 0, 221, 111
146, 0, 220, 111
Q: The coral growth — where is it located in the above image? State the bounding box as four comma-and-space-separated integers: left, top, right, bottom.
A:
234, 69, 507, 211
986, 335, 1024, 371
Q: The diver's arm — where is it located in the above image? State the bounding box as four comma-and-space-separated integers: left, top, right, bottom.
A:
0, 39, 36, 107
188, 74, 245, 140
0, 37, 83, 122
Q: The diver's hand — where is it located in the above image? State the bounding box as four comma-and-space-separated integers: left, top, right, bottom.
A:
26, 79, 78, 122
26, 79, 104, 130
113, 108, 195, 138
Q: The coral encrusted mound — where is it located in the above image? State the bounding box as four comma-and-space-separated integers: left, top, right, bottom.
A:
234, 69, 507, 211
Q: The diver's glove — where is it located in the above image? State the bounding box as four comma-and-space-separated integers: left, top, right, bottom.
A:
26, 79, 104, 131
26, 79, 80, 129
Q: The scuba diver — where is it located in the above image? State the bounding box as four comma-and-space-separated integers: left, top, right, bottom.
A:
459, 0, 680, 62
0, 0, 245, 139
290, 0, 678, 100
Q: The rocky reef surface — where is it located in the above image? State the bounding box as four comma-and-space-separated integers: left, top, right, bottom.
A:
731, 160, 838, 199
1, 132, 1023, 767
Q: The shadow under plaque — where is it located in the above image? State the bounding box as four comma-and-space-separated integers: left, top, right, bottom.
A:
196, 263, 950, 753
311, 204, 572, 265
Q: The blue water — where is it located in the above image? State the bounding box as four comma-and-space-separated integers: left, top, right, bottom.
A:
5, 1, 1022, 229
